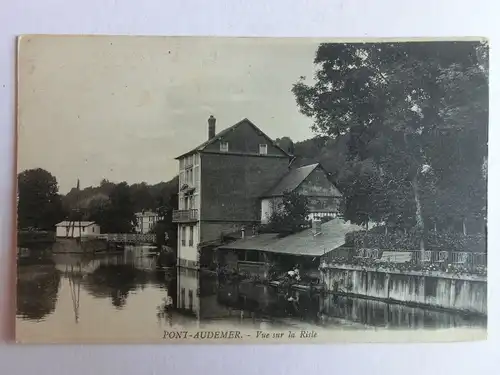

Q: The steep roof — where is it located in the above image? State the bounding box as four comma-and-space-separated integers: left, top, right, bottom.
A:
55, 221, 96, 227
175, 118, 291, 160
260, 163, 317, 198
262, 162, 343, 198
217, 218, 363, 257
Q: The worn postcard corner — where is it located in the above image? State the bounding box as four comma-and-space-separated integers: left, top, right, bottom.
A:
15, 35, 487, 344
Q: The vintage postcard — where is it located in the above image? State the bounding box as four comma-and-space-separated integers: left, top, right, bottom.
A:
15, 36, 488, 344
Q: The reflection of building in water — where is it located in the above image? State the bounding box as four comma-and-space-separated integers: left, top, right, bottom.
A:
176, 267, 198, 315
175, 267, 322, 324
176, 268, 250, 323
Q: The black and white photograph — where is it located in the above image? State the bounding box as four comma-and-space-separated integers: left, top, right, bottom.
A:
15, 36, 488, 343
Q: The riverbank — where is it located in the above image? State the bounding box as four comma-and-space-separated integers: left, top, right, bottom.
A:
52, 238, 108, 253
18, 264, 58, 281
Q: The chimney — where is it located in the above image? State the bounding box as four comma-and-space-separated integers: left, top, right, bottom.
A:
208, 115, 216, 140
312, 219, 322, 236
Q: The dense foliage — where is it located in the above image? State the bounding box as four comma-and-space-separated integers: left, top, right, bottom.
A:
263, 190, 310, 236
17, 168, 65, 230
292, 41, 488, 243
17, 169, 179, 244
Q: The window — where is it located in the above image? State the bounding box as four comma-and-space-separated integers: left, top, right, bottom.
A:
189, 226, 194, 247
259, 144, 268, 155
246, 250, 260, 262
185, 167, 193, 185
220, 141, 229, 152
181, 226, 187, 246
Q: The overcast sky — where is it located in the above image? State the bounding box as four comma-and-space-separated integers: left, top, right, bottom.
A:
17, 36, 321, 193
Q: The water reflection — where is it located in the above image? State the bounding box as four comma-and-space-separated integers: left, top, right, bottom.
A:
17, 263, 60, 321
16, 245, 486, 341
84, 265, 150, 308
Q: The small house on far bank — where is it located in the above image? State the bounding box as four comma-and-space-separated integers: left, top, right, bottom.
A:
55, 221, 100, 238
216, 218, 363, 280
135, 211, 161, 234
260, 163, 343, 224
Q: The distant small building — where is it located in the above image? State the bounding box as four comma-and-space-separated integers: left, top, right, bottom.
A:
55, 221, 101, 238
260, 163, 343, 223
135, 211, 160, 234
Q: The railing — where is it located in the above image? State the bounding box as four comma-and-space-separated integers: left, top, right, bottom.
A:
237, 261, 267, 279
172, 209, 199, 223
352, 248, 487, 268
91, 233, 157, 244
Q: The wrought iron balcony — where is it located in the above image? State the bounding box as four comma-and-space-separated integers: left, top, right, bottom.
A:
172, 209, 199, 223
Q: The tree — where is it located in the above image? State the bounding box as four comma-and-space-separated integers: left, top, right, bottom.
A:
88, 183, 136, 233
264, 190, 309, 235
153, 191, 178, 248
85, 195, 111, 228
105, 182, 136, 233
276, 137, 295, 154
129, 182, 155, 212
17, 168, 66, 230
292, 41, 488, 254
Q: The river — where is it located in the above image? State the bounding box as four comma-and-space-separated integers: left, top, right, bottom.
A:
16, 245, 487, 343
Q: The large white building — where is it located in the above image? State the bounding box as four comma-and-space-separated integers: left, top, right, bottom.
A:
135, 211, 161, 234
174, 151, 201, 269
55, 221, 101, 238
